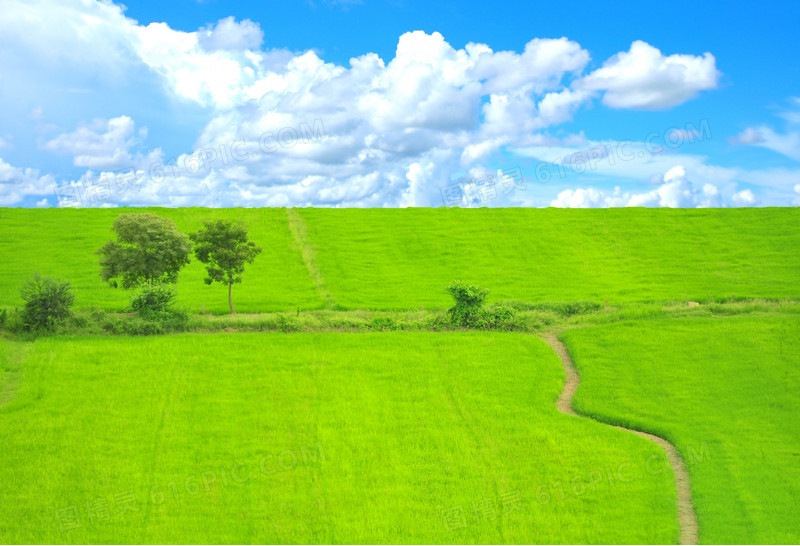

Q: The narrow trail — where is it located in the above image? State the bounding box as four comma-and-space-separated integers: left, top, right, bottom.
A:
140, 364, 180, 541
286, 208, 335, 309
0, 342, 31, 408
541, 332, 699, 546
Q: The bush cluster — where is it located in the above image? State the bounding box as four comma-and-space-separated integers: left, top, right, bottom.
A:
18, 275, 75, 331
130, 284, 177, 320
445, 280, 515, 330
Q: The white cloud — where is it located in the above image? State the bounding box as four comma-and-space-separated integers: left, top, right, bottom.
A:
0, 0, 138, 76
777, 97, 800, 124
551, 186, 628, 208
134, 22, 259, 108
730, 126, 800, 161
730, 127, 764, 145
198, 17, 264, 51
550, 165, 748, 208
729, 100, 800, 161
42, 115, 160, 170
172, 31, 598, 206
0, 0, 759, 208
0, 157, 56, 206
577, 41, 720, 109
731, 188, 759, 207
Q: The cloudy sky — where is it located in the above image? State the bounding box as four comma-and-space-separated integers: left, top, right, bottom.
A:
1, 0, 799, 208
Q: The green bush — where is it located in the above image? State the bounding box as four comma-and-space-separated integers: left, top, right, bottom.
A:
130, 284, 176, 319
445, 281, 514, 329
0, 308, 6, 328
19, 275, 76, 331
446, 281, 489, 327
98, 312, 188, 336
370, 316, 397, 331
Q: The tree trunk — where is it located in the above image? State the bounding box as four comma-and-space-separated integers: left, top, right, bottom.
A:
228, 283, 236, 315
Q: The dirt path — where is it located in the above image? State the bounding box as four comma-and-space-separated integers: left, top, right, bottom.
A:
286, 208, 335, 309
541, 332, 699, 545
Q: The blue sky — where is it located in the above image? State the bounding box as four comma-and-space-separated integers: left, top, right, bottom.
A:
1, 0, 799, 208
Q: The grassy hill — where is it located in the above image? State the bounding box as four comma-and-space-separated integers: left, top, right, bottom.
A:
0, 207, 798, 313
1, 207, 799, 543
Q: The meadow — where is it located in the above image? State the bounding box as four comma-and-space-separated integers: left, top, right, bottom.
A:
1, 207, 799, 544
562, 316, 800, 543
0, 208, 320, 313
0, 333, 677, 544
1, 208, 798, 313
297, 207, 800, 309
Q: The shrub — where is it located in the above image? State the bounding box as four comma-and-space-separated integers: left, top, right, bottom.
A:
19, 275, 76, 331
446, 281, 490, 327
445, 281, 514, 329
130, 284, 176, 320
0, 308, 6, 328
486, 305, 515, 326
370, 316, 397, 331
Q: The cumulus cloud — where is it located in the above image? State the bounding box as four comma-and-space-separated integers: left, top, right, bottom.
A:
198, 17, 264, 51
42, 116, 160, 170
731, 188, 760, 207
576, 41, 720, 109
550, 165, 747, 208
0, 0, 740, 207
0, 0, 138, 76
168, 31, 597, 206
0, 157, 55, 206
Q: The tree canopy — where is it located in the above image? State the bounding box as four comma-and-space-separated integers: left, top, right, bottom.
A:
190, 219, 262, 314
97, 213, 191, 289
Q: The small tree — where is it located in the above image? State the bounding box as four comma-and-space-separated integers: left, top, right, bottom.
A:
190, 219, 262, 314
19, 275, 76, 331
97, 213, 191, 289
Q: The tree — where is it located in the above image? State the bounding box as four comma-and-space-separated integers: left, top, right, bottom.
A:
97, 213, 191, 289
189, 219, 262, 314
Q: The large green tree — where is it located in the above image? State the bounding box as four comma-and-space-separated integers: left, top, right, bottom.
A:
190, 219, 262, 314
97, 213, 191, 289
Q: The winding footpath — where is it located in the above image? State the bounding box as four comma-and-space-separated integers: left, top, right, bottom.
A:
541, 332, 699, 545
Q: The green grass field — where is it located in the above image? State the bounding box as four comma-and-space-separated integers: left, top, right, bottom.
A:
1, 208, 798, 313
1, 207, 799, 544
562, 316, 800, 544
0, 208, 321, 314
0, 332, 677, 543
298, 207, 800, 309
